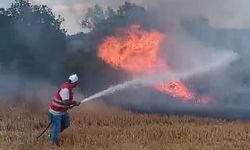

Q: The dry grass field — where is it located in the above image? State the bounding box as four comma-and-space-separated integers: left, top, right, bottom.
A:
1, 101, 250, 150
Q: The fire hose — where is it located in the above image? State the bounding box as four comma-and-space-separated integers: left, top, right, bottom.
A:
36, 104, 78, 140
36, 121, 52, 140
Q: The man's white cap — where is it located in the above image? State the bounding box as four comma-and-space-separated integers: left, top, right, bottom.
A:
69, 74, 78, 83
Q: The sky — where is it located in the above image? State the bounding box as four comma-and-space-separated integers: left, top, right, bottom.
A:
1, 0, 250, 34
0, 0, 12, 8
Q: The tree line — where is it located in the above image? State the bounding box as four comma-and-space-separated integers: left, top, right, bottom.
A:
0, 0, 156, 93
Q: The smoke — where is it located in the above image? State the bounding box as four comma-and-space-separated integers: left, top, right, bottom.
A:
24, 0, 250, 34
29, 0, 133, 34
27, 0, 250, 114
0, 72, 85, 106
82, 50, 237, 103
76, 0, 250, 118
135, 0, 250, 108
1, 0, 250, 119
0, 0, 69, 103
0, 73, 55, 105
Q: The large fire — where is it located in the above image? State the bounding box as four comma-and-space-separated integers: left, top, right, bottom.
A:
98, 24, 165, 74
98, 24, 211, 103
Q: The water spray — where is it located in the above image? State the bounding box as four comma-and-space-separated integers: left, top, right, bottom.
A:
81, 51, 238, 104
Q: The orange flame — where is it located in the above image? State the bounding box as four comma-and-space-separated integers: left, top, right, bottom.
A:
98, 24, 212, 103
99, 25, 165, 74
155, 81, 195, 100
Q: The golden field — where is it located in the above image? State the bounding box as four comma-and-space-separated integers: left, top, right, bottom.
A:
1, 101, 250, 150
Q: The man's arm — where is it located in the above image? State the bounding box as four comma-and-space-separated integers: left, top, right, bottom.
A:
59, 88, 80, 106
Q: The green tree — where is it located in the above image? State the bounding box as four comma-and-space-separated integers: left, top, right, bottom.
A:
0, 0, 67, 81
81, 4, 105, 31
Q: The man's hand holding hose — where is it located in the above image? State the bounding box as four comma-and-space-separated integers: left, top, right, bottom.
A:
69, 101, 81, 109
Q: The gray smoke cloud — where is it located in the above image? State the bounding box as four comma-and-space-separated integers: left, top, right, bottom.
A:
0, 73, 55, 107
1, 0, 250, 119
25, 0, 250, 34
71, 0, 250, 118
2, 0, 250, 34
28, 0, 249, 104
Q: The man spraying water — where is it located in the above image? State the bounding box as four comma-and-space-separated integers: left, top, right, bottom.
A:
36, 50, 237, 145
48, 74, 81, 145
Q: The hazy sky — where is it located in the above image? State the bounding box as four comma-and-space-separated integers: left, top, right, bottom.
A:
1, 0, 250, 34
0, 0, 13, 8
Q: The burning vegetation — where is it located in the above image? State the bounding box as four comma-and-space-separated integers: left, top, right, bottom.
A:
98, 24, 212, 103
1, 0, 243, 109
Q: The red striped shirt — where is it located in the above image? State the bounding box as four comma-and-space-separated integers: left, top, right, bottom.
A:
49, 82, 76, 114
